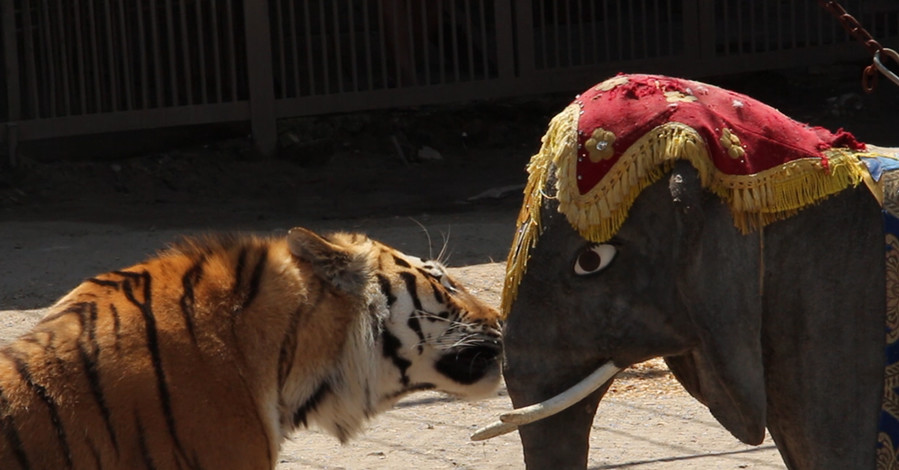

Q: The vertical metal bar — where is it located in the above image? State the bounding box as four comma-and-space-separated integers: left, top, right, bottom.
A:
39, 0, 57, 117
150, 0, 165, 105
347, 0, 359, 91
210, 0, 222, 102
318, 1, 330, 93
552, 0, 560, 67
404, 0, 416, 85
614, 0, 623, 61
287, 0, 300, 96
514, 0, 534, 77
536, 0, 545, 67
588, 0, 598, 63
389, 0, 401, 86
266, 0, 289, 98
563, 0, 572, 67
177, 0, 193, 103
771, 0, 780, 52
681, 0, 701, 61
464, 1, 475, 80
117, 0, 135, 110
102, 0, 120, 111
303, 0, 316, 94
376, 0, 389, 88
85, 0, 100, 111
602, 0, 610, 61
450, 0, 459, 81
362, 0, 374, 90
644, 0, 651, 57
56, 0, 76, 116
421, 0, 431, 85
164, 0, 179, 104
464, 0, 474, 80
21, 0, 41, 116
626, 0, 634, 59
2, 0, 21, 122
575, 0, 584, 65
225, 0, 237, 101
493, 0, 514, 80
437, 0, 445, 84
56, 0, 72, 115
273, 0, 286, 97
73, 0, 88, 112
666, 0, 674, 55
733, 0, 742, 54
789, 0, 796, 49
478, 0, 488, 77
135, 0, 150, 108
333, 1, 345, 91
242, 0, 277, 157
815, 0, 823, 46
195, 0, 208, 103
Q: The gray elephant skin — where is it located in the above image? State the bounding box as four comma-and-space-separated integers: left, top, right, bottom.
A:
500, 74, 894, 469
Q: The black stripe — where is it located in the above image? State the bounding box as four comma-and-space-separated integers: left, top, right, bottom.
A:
429, 281, 445, 305
178, 257, 205, 344
9, 353, 72, 469
399, 272, 423, 310
416, 267, 442, 281
232, 247, 248, 296
241, 246, 268, 311
87, 439, 103, 470
382, 330, 411, 387
134, 414, 157, 470
392, 255, 411, 268
86, 278, 120, 289
407, 315, 425, 354
292, 381, 332, 428
76, 302, 118, 453
118, 271, 190, 467
0, 386, 30, 470
109, 303, 122, 351
377, 275, 396, 306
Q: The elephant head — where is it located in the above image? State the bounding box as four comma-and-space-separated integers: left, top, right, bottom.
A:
476, 74, 893, 469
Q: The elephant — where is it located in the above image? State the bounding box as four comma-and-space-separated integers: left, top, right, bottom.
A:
473, 74, 899, 469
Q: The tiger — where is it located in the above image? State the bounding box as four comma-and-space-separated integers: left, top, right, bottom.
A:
0, 226, 503, 469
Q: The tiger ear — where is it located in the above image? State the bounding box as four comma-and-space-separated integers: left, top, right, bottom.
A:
287, 227, 370, 293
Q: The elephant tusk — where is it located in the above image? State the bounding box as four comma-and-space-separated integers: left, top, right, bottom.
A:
470, 419, 519, 441
470, 362, 621, 441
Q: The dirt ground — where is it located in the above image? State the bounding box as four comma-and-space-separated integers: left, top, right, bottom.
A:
1, 66, 898, 468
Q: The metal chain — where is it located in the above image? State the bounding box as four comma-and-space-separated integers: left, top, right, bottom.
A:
817, 0, 899, 92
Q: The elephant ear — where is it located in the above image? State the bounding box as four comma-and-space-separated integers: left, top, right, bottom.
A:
665, 162, 767, 445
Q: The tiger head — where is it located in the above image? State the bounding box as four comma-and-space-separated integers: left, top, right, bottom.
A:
284, 228, 503, 439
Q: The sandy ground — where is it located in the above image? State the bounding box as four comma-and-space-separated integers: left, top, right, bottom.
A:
4, 66, 895, 468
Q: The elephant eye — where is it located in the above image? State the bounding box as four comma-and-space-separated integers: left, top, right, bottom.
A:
574, 244, 616, 275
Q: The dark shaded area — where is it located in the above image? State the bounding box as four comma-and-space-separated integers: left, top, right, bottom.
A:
2, 64, 897, 228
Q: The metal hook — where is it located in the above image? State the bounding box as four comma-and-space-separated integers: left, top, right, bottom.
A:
874, 48, 899, 88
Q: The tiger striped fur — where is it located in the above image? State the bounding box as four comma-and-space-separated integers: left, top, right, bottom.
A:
0, 227, 502, 469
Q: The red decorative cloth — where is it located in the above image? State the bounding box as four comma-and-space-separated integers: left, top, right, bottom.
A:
574, 74, 865, 195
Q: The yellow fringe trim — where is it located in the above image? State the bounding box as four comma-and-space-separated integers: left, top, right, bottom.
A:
502, 103, 580, 316
502, 105, 876, 317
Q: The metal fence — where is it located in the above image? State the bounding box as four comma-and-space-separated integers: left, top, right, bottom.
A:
2, 0, 898, 160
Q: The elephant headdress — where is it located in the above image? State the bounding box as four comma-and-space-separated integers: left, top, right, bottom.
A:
504, 73, 889, 314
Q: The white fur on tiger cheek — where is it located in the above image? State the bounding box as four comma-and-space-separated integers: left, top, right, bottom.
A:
278, 246, 500, 444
